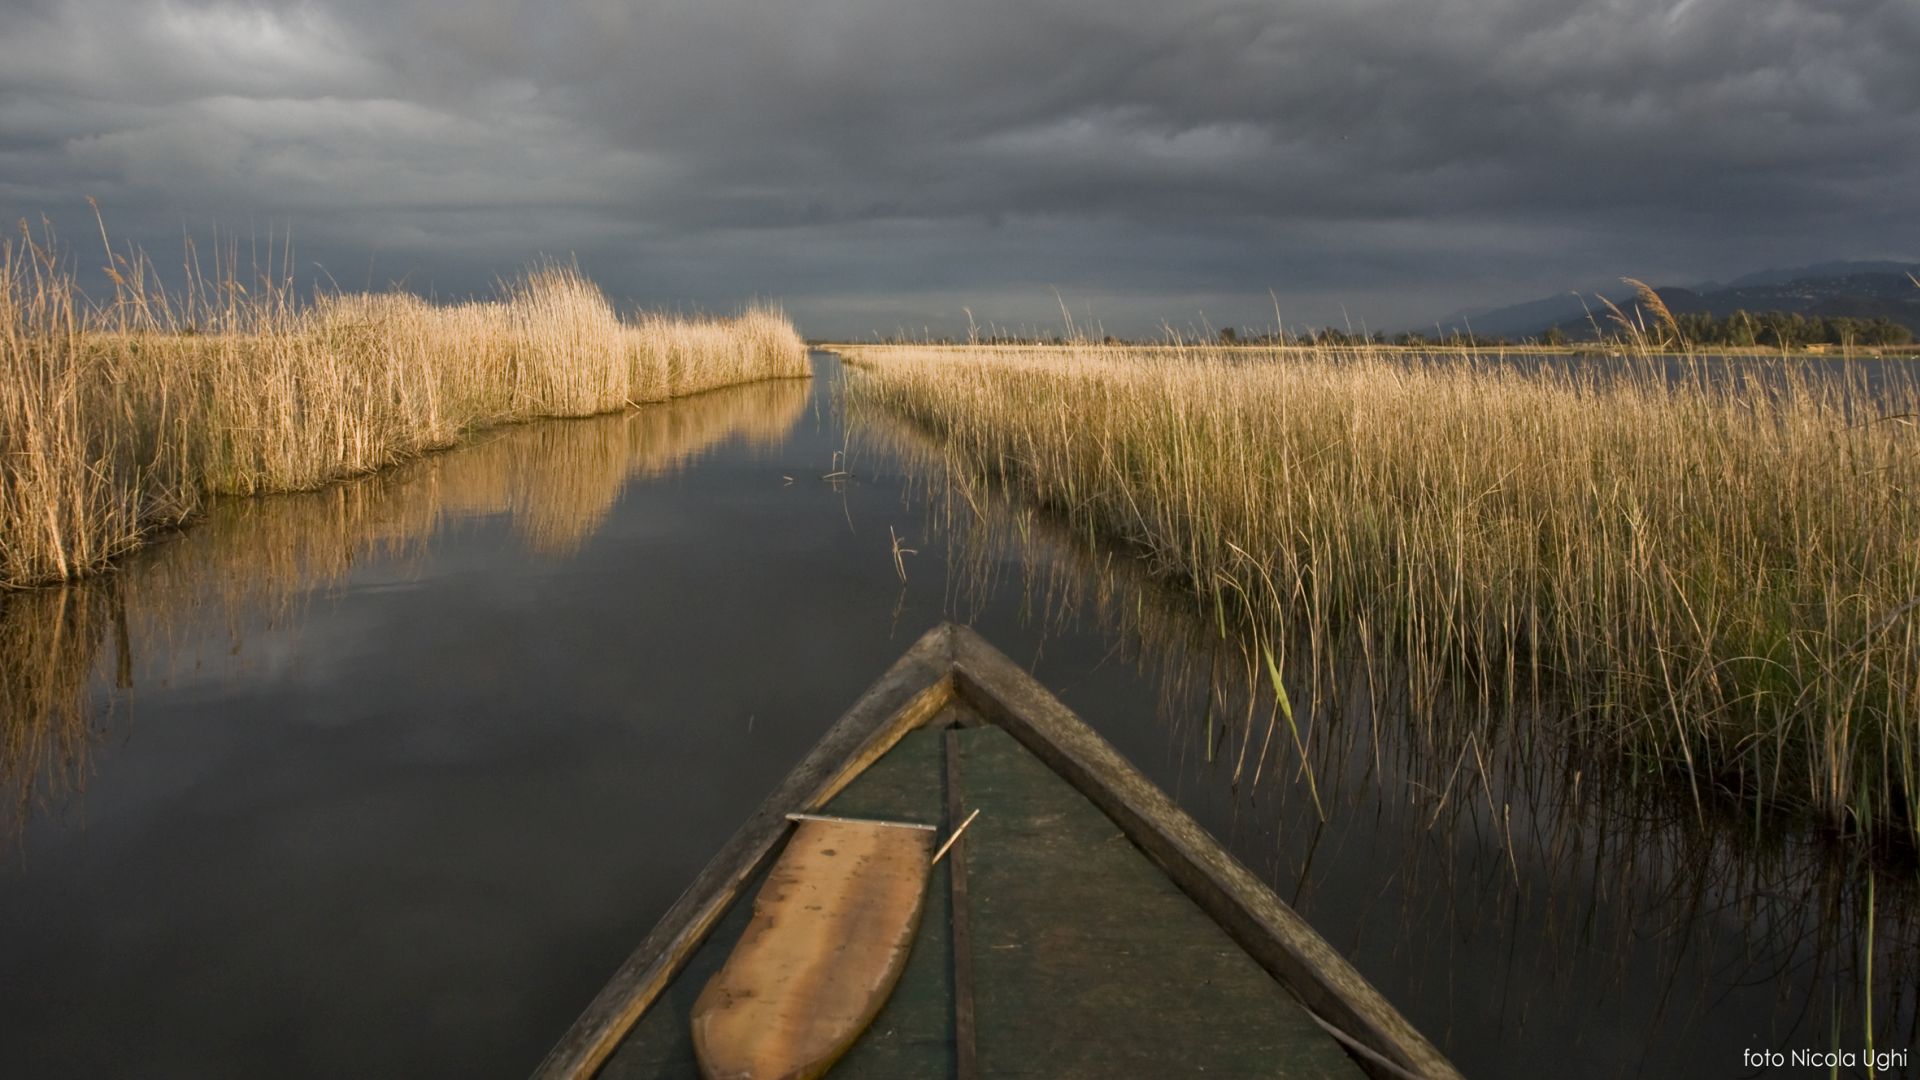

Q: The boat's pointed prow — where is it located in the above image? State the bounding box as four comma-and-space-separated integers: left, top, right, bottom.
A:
537, 623, 1461, 1080
690, 816, 936, 1080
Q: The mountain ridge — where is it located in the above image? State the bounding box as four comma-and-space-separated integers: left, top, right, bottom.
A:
1423, 261, 1920, 340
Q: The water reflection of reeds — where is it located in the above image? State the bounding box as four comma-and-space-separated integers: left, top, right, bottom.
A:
0, 378, 808, 841
0, 583, 125, 832
858, 412, 1918, 1064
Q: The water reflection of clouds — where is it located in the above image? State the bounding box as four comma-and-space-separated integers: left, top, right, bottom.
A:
0, 378, 808, 842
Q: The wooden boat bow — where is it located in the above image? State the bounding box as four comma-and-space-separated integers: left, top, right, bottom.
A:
533, 622, 1462, 1080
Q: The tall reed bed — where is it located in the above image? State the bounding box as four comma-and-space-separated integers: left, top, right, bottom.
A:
0, 238, 807, 588
840, 344, 1920, 847
886, 453, 1915, 1044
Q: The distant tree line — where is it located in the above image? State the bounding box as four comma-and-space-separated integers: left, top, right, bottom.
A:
1217, 327, 1512, 347
853, 309, 1912, 350
1544, 310, 1913, 349
1674, 310, 1913, 347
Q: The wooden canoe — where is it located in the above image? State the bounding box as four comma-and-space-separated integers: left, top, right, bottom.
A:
533, 622, 1461, 1080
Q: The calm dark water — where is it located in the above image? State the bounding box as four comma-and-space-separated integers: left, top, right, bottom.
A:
0, 354, 1911, 1078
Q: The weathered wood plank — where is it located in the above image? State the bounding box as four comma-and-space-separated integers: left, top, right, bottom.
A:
948, 623, 1460, 1080
599, 728, 957, 1080
944, 728, 979, 1080
801, 730, 957, 1079
532, 624, 958, 1080
958, 725, 1360, 1077
691, 818, 935, 1080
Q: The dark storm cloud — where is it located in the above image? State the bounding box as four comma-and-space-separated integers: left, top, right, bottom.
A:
3, 0, 1916, 335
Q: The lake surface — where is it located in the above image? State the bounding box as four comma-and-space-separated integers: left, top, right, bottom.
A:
0, 353, 1911, 1078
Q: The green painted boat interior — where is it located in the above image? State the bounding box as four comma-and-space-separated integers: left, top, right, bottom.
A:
599, 700, 1362, 1079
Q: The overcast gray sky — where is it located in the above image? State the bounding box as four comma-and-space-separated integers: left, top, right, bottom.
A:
3, 0, 1916, 338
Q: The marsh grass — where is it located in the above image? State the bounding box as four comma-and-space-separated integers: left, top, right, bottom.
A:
0, 230, 807, 588
840, 342, 1920, 848
900, 455, 1917, 1042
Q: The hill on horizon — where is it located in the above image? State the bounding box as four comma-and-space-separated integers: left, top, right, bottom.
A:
1424, 261, 1920, 341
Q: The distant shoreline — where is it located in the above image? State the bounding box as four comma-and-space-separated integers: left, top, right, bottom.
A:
814, 341, 1920, 360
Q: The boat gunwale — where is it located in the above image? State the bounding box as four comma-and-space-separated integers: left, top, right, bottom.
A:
531, 622, 1461, 1080
530, 627, 955, 1080
947, 626, 1459, 1080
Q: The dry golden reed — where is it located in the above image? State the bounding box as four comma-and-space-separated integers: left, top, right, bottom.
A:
0, 233, 807, 588
841, 342, 1920, 846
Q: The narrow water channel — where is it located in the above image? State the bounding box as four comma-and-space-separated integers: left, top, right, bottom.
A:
0, 353, 1910, 1078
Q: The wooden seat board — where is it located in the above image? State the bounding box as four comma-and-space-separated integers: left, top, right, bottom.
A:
690, 816, 934, 1080
598, 728, 956, 1080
